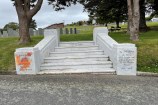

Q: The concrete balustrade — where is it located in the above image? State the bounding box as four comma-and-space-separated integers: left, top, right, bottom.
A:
15, 29, 59, 74
14, 27, 137, 75
94, 27, 137, 75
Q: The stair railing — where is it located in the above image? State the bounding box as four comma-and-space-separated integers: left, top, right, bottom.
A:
14, 29, 60, 74
93, 27, 137, 75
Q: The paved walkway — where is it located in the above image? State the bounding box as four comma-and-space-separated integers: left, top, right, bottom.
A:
0, 74, 158, 105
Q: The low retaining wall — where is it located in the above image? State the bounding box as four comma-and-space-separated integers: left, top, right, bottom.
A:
94, 27, 137, 75
14, 29, 59, 74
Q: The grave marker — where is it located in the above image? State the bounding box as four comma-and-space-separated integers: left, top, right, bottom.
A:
70, 28, 73, 34
65, 28, 69, 34
7, 28, 19, 37
60, 28, 63, 35
3, 31, 8, 37
74, 28, 77, 34
34, 30, 39, 36
38, 28, 44, 35
29, 28, 34, 36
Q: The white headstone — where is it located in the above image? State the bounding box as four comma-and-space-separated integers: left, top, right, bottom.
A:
3, 31, 8, 37
34, 30, 39, 36
92, 19, 96, 25
38, 28, 44, 35
7, 28, 13, 36
7, 28, 19, 37
16, 29, 19, 36
29, 28, 34, 36
14, 30, 19, 36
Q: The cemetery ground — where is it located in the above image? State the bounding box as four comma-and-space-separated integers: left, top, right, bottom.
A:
0, 22, 158, 74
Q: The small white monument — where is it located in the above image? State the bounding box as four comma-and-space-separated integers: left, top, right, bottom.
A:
3, 31, 8, 37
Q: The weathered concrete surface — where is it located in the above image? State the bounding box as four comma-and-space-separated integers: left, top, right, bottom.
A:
0, 74, 158, 105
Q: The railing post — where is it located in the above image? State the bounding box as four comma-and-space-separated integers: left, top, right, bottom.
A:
56, 29, 60, 47
93, 27, 137, 76
93, 27, 109, 44
15, 47, 40, 74
114, 44, 137, 75
44, 29, 60, 46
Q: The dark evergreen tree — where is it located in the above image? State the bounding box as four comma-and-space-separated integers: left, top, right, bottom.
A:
29, 19, 37, 30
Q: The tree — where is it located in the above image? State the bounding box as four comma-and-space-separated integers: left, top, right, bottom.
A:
29, 19, 37, 29
80, 0, 128, 28
12, 0, 78, 44
78, 21, 84, 26
87, 16, 93, 25
139, 0, 148, 32
153, 0, 158, 12
127, 0, 140, 41
3, 22, 19, 31
11, 0, 43, 44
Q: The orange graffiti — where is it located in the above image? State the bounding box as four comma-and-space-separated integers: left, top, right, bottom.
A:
15, 55, 21, 65
15, 55, 32, 71
27, 52, 32, 56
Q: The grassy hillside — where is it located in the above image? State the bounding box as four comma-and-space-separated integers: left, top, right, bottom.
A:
0, 22, 158, 74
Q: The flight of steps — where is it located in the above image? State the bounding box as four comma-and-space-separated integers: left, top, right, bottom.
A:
38, 41, 116, 74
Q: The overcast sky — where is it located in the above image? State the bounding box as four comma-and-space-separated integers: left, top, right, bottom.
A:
0, 1, 89, 28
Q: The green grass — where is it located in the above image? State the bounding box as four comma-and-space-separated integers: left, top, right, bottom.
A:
119, 21, 158, 27
146, 22, 158, 27
0, 36, 43, 73
61, 33, 93, 41
109, 31, 158, 73
0, 22, 158, 73
61, 25, 94, 41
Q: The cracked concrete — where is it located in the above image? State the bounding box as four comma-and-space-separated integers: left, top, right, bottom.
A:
0, 74, 158, 105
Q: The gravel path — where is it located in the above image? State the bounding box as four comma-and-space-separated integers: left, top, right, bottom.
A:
0, 74, 158, 105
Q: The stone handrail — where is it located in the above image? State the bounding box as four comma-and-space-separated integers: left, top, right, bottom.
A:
94, 27, 137, 75
15, 29, 59, 74
35, 29, 59, 64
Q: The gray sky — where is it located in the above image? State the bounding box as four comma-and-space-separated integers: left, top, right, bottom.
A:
0, 1, 89, 28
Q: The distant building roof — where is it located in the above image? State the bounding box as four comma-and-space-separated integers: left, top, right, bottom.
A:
44, 23, 64, 29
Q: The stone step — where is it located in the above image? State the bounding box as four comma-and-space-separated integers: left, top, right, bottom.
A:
40, 61, 113, 71
46, 55, 108, 60
40, 41, 115, 74
44, 56, 109, 63
49, 50, 104, 57
38, 68, 116, 74
55, 45, 99, 52
59, 41, 95, 47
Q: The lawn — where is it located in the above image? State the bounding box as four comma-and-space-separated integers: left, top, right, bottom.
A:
0, 36, 43, 74
0, 22, 158, 73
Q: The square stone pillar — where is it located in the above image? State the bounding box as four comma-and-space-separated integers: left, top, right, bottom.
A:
114, 44, 137, 75
15, 47, 40, 74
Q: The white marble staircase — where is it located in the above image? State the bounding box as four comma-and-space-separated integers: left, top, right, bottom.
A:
15, 28, 136, 75
39, 41, 115, 74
